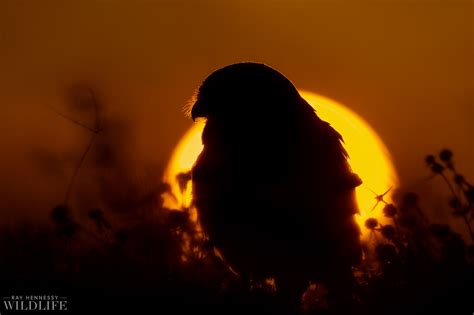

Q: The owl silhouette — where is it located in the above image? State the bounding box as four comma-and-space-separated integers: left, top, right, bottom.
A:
191, 63, 362, 309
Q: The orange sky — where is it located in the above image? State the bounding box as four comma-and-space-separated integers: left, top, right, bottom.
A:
0, 0, 472, 228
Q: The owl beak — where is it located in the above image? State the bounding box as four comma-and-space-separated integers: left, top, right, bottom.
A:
191, 100, 205, 121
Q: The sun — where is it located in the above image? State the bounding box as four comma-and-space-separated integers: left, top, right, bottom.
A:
163, 91, 399, 235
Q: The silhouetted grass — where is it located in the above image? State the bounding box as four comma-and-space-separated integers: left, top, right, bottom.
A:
0, 142, 472, 314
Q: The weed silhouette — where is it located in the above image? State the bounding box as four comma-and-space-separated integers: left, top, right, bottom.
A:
0, 91, 472, 315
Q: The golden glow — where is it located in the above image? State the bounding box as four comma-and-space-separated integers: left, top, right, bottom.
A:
163, 91, 398, 235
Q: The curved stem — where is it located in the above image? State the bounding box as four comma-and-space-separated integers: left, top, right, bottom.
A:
462, 215, 474, 241
441, 173, 460, 203
45, 104, 98, 133
64, 133, 97, 203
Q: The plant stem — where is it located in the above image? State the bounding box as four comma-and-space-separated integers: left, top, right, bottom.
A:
441, 173, 461, 203
64, 133, 97, 203
462, 214, 474, 241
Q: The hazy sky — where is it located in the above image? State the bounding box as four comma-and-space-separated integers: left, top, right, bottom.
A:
0, 0, 472, 226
